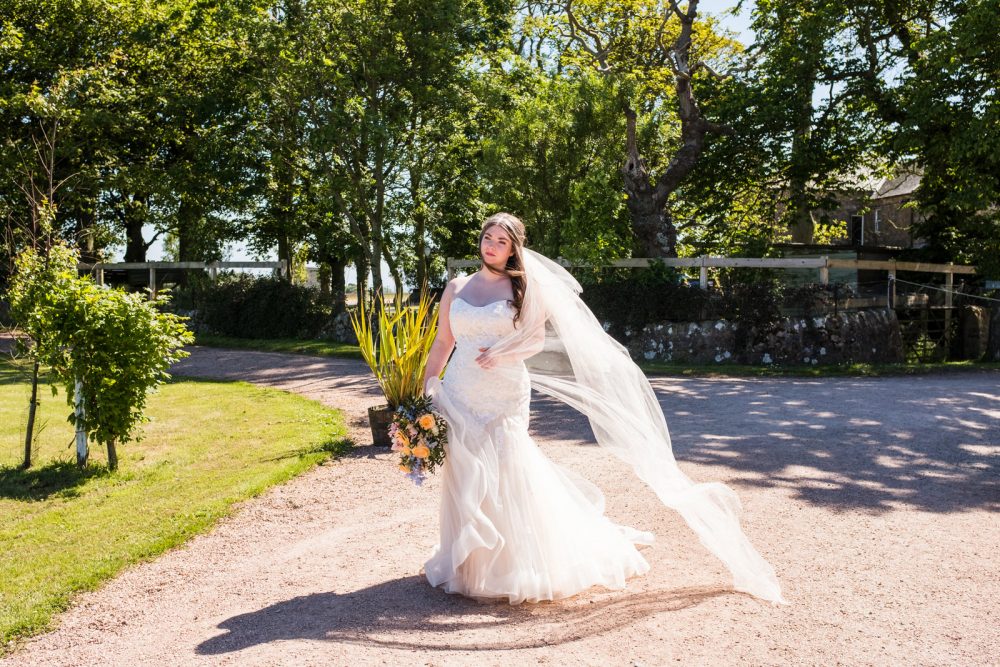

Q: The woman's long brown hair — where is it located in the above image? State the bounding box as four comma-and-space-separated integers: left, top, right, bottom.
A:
478, 212, 527, 327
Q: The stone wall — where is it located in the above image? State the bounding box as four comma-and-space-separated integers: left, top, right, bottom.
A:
987, 306, 1000, 362
956, 306, 991, 360
626, 308, 904, 365
319, 311, 358, 345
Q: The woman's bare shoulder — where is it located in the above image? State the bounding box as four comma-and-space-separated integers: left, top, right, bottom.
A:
440, 276, 466, 302
446, 275, 472, 292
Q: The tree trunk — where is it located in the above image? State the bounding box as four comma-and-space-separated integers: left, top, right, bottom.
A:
273, 128, 296, 282
786, 66, 818, 244
124, 219, 145, 262
415, 213, 427, 294
622, 107, 676, 257
277, 233, 292, 282
74, 203, 101, 264
330, 255, 347, 316
107, 440, 118, 471
383, 247, 405, 309
22, 359, 39, 469
74, 377, 88, 468
616, 1, 726, 259
409, 158, 428, 292
176, 200, 200, 262
123, 195, 149, 263
318, 263, 332, 303
369, 200, 385, 306
176, 199, 206, 287
368, 242, 383, 308
355, 250, 369, 311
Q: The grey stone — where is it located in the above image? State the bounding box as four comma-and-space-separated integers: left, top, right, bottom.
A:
626, 308, 904, 365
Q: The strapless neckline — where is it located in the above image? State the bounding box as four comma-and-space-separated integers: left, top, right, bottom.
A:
453, 296, 512, 309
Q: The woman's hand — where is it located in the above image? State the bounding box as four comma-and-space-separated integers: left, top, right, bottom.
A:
476, 346, 498, 369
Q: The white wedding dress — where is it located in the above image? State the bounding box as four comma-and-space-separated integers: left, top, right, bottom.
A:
422, 297, 654, 604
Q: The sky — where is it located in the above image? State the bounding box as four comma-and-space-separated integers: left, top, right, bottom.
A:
698, 0, 754, 42
129, 1, 756, 284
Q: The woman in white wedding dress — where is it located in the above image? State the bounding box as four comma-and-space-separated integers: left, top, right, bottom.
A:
420, 213, 786, 606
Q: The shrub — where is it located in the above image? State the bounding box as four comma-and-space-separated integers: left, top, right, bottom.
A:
5, 242, 193, 469
575, 265, 853, 347
173, 273, 330, 339
719, 282, 783, 352
582, 281, 712, 339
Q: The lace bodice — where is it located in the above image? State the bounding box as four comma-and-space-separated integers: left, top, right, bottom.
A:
441, 298, 530, 423
450, 297, 516, 341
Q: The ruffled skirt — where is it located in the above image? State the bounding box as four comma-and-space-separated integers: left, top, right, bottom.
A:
422, 375, 653, 605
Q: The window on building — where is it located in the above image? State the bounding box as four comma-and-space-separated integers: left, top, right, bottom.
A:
851, 215, 863, 246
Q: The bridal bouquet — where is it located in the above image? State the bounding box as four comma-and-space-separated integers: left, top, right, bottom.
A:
390, 394, 448, 486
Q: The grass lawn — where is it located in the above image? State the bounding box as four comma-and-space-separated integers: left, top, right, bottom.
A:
193, 333, 363, 359
0, 359, 351, 651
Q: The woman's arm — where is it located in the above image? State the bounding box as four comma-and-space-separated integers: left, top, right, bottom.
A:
423, 280, 457, 391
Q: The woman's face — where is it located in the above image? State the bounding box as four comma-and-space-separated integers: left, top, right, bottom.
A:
480, 224, 514, 270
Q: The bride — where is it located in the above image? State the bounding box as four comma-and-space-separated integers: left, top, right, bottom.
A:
420, 212, 786, 606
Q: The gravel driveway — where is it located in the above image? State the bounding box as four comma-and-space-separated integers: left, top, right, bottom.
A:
3, 344, 997, 666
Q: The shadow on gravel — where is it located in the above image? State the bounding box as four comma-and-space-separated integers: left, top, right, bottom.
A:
197, 576, 727, 654
173, 346, 999, 514
171, 349, 382, 399
527, 375, 999, 515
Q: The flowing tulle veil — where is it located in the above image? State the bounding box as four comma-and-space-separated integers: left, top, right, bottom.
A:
457, 247, 788, 604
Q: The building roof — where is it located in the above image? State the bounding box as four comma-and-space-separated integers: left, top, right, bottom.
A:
871, 168, 922, 200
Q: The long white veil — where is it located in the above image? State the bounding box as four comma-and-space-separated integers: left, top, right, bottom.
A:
465, 247, 787, 604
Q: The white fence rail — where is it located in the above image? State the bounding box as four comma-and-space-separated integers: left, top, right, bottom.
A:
448, 255, 976, 299
77, 261, 287, 298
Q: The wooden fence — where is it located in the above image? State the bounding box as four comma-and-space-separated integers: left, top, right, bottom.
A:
447, 255, 978, 309
77, 261, 287, 298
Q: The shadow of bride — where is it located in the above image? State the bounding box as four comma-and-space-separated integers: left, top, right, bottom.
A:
196, 575, 727, 654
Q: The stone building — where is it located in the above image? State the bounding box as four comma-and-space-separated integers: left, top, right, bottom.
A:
773, 168, 933, 295
844, 169, 925, 249
784, 166, 926, 250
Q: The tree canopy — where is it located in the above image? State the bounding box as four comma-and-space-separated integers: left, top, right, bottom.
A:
2, 0, 996, 297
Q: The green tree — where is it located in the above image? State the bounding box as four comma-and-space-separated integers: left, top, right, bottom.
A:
743, 0, 883, 244
151, 0, 268, 265
0, 1, 122, 270
1, 0, 268, 272
479, 66, 633, 261
554, 0, 744, 257
893, 0, 1000, 272
310, 0, 511, 306
6, 242, 193, 469
739, 0, 998, 270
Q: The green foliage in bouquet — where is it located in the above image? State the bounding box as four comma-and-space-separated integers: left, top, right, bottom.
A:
391, 394, 448, 486
349, 290, 438, 408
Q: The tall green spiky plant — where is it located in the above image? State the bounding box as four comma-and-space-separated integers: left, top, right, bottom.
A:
350, 288, 439, 408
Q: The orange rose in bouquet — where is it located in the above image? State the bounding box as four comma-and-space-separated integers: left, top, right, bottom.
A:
389, 394, 447, 486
